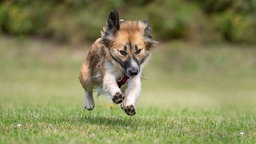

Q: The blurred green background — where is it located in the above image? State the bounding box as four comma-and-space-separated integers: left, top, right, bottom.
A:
1, 0, 256, 110
1, 1, 256, 143
1, 0, 256, 44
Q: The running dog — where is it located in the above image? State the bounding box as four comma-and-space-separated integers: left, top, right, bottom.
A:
79, 10, 158, 115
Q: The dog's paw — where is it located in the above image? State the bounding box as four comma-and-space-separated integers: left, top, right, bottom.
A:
112, 92, 125, 104
84, 105, 94, 111
84, 103, 94, 111
84, 97, 95, 111
121, 104, 136, 116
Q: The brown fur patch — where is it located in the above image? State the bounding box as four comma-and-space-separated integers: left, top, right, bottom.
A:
106, 21, 150, 64
80, 14, 157, 94
112, 21, 147, 48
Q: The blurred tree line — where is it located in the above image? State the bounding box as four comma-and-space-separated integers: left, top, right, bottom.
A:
0, 0, 256, 44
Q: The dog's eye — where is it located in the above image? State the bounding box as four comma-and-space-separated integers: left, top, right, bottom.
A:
135, 49, 142, 55
120, 50, 127, 56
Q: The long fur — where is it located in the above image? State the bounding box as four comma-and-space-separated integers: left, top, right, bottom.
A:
79, 10, 158, 115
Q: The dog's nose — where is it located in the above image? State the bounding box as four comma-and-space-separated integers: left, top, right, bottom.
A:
128, 67, 139, 77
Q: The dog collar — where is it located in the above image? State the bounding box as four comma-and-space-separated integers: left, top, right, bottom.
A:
117, 75, 129, 88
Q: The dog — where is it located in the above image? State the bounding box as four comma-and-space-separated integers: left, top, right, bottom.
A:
79, 10, 158, 116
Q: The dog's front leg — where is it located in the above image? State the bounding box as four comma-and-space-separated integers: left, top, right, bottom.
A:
121, 73, 141, 116
103, 71, 125, 104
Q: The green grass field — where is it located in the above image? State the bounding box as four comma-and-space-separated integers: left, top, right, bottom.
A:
1, 37, 256, 143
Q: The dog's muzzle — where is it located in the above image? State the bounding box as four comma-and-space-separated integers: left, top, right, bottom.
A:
123, 56, 140, 78
126, 67, 139, 77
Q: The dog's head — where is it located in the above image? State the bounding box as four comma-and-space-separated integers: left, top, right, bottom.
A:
102, 10, 158, 78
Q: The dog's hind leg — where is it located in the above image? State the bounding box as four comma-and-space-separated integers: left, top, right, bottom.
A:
79, 61, 95, 111
84, 91, 95, 111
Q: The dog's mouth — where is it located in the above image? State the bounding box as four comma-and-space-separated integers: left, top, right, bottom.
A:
117, 67, 140, 88
117, 75, 129, 88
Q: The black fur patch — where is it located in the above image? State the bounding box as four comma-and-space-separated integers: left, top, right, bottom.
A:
108, 10, 120, 30
101, 37, 113, 48
124, 56, 140, 71
142, 20, 158, 50
109, 52, 125, 69
142, 20, 153, 39
124, 56, 133, 70
102, 10, 120, 48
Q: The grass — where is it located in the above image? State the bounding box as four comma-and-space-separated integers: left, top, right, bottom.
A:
1, 37, 256, 143
1, 106, 256, 143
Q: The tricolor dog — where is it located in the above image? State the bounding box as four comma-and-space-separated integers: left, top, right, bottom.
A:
79, 10, 158, 115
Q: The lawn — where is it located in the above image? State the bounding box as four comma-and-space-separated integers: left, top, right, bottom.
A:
0, 37, 256, 143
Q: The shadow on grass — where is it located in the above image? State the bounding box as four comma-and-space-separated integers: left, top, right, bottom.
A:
78, 114, 142, 128
2, 106, 154, 128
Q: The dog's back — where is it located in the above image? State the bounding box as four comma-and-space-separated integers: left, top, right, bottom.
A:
79, 38, 105, 91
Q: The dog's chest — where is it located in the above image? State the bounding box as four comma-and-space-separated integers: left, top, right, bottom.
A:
95, 61, 126, 97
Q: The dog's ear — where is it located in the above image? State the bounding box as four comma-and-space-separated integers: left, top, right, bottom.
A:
142, 20, 159, 50
107, 10, 120, 33
102, 10, 120, 48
